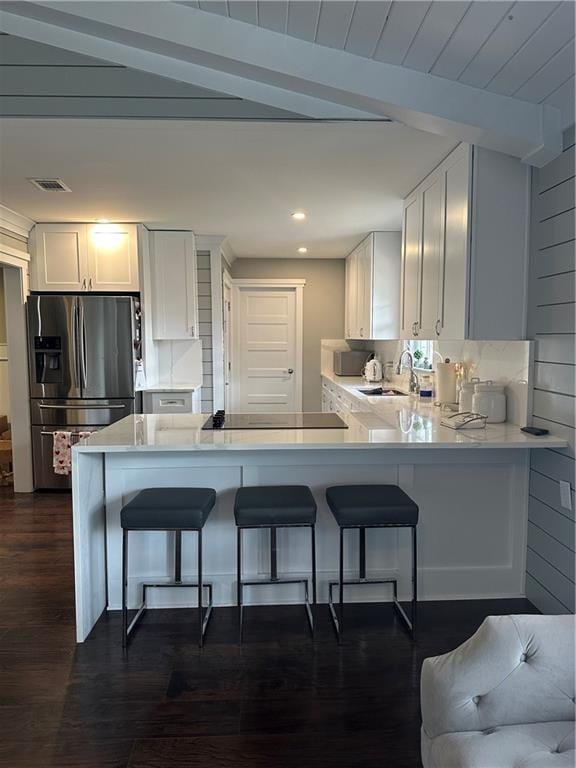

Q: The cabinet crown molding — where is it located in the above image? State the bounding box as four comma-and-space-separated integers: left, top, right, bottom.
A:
0, 204, 35, 239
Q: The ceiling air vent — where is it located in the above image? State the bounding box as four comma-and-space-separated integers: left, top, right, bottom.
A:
28, 177, 71, 192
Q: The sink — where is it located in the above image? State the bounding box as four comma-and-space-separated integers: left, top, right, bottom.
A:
356, 387, 408, 397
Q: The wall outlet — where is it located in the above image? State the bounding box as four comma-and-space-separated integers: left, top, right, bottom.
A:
559, 480, 573, 511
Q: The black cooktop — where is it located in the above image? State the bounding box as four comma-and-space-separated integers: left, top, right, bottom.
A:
202, 412, 348, 430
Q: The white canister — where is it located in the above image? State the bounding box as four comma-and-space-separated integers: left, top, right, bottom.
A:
458, 378, 480, 412
472, 381, 507, 423
435, 361, 458, 405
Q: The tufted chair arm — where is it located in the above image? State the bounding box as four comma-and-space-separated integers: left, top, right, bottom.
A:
421, 615, 575, 739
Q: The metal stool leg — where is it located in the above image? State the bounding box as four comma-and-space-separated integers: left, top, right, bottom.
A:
270, 527, 278, 581
122, 529, 128, 648
237, 526, 243, 643
412, 525, 417, 638
339, 526, 344, 640
174, 530, 182, 583
198, 529, 203, 648
359, 527, 366, 580
311, 525, 316, 628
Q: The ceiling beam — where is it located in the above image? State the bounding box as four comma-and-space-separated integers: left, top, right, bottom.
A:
0, 1, 563, 165
0, 5, 378, 121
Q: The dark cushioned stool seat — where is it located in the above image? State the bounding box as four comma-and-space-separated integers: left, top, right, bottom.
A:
326, 485, 418, 527
235, 485, 317, 527
121, 487, 216, 530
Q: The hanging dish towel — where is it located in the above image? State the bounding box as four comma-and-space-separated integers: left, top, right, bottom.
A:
52, 431, 93, 475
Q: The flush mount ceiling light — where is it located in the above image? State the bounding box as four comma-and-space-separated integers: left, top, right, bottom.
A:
297, 247, 308, 254
28, 177, 71, 192
95, 218, 109, 223
291, 211, 306, 221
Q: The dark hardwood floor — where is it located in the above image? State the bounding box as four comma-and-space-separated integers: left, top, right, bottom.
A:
0, 487, 538, 768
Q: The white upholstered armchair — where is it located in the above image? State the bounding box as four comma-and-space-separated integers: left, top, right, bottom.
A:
421, 615, 575, 768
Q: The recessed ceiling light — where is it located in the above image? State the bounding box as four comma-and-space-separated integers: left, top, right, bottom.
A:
291, 211, 306, 221
298, 247, 308, 254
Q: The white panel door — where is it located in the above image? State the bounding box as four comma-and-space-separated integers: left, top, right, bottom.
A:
234, 287, 298, 413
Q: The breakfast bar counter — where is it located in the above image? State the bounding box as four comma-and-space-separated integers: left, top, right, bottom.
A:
72, 411, 566, 641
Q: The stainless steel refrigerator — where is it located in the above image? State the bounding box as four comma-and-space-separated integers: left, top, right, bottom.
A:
27, 294, 141, 489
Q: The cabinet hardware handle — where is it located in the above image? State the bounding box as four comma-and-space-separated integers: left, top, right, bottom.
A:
287, 368, 294, 374
82, 278, 87, 291
360, 327, 364, 337
190, 325, 195, 337
413, 322, 419, 337
435, 319, 442, 336
89, 277, 93, 291
38, 403, 125, 410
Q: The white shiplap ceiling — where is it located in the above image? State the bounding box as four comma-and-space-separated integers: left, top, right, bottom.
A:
192, 0, 575, 127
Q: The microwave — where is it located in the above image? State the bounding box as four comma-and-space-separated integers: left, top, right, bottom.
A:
333, 350, 371, 376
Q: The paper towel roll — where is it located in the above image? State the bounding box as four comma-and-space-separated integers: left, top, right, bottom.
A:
435, 362, 457, 405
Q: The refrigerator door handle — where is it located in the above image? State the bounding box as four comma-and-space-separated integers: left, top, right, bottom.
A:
38, 403, 127, 410
71, 297, 80, 388
79, 300, 88, 389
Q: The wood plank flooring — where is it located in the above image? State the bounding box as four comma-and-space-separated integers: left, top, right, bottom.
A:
0, 488, 538, 768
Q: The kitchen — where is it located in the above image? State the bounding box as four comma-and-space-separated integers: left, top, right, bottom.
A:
0, 4, 574, 767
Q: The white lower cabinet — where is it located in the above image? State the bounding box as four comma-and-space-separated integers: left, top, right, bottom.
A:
401, 143, 529, 340
142, 390, 199, 414
149, 231, 198, 340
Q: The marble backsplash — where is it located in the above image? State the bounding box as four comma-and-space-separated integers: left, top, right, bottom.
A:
321, 338, 533, 426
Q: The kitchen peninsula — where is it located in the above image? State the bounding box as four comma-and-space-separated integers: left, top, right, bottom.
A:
72, 406, 566, 642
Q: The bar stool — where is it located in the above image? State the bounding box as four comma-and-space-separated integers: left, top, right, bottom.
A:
235, 485, 317, 641
121, 487, 216, 648
325, 484, 418, 642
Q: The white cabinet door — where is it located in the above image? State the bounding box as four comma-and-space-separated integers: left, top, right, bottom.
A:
86, 223, 139, 292
400, 193, 421, 339
233, 286, 298, 412
356, 235, 373, 339
419, 174, 445, 339
30, 223, 88, 292
345, 247, 359, 338
150, 231, 198, 340
440, 149, 470, 339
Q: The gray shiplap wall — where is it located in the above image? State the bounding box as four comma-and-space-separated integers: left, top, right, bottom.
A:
526, 124, 575, 615
197, 251, 213, 414
0, 33, 305, 119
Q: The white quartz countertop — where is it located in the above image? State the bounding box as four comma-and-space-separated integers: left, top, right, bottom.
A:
74, 404, 567, 454
139, 384, 200, 392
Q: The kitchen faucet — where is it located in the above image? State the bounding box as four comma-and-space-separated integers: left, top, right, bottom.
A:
396, 350, 420, 394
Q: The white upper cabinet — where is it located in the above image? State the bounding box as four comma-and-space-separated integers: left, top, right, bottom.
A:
419, 173, 445, 338
400, 194, 421, 338
30, 223, 88, 292
345, 232, 401, 340
86, 223, 139, 292
30, 222, 139, 292
149, 230, 198, 340
400, 143, 529, 340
